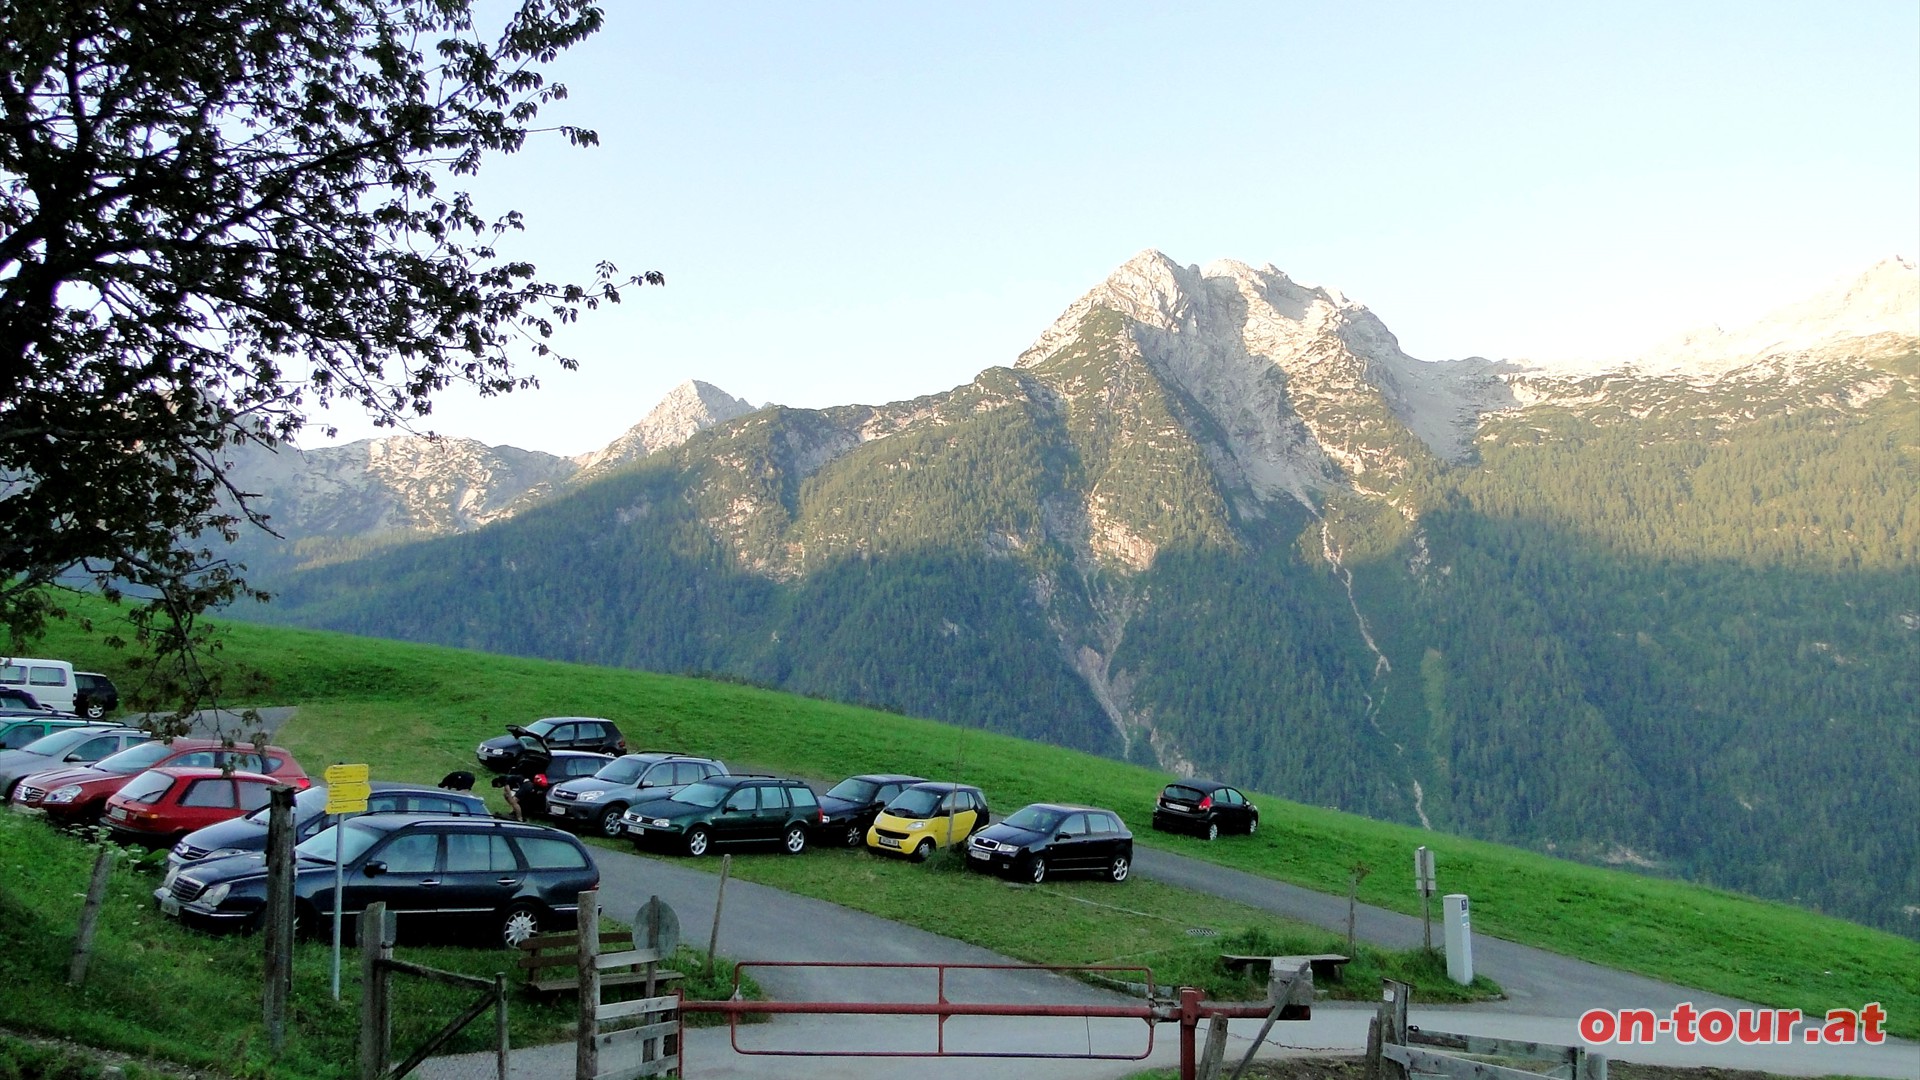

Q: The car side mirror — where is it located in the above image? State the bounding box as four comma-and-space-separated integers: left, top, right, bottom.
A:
64, 752, 83, 762
1055, 833, 1070, 842
363, 861, 388, 878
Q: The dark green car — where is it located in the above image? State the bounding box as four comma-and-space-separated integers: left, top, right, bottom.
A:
619, 775, 822, 857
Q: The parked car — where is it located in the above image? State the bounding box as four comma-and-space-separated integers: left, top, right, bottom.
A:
169, 781, 490, 870
865, 782, 988, 862
1150, 779, 1258, 840
0, 725, 149, 798
157, 813, 599, 947
620, 774, 822, 857
0, 714, 111, 751
817, 773, 926, 848
0, 687, 53, 714
474, 717, 626, 773
11, 737, 308, 826
0, 658, 75, 713
966, 803, 1134, 884
72, 672, 120, 719
496, 750, 614, 820
544, 752, 728, 837
103, 766, 281, 848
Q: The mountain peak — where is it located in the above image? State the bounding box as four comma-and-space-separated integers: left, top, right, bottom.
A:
571, 380, 756, 478
1630, 256, 1920, 376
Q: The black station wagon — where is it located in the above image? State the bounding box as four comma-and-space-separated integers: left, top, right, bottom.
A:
157, 813, 599, 947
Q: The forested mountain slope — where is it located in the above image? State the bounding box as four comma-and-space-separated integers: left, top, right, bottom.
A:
259, 253, 1920, 936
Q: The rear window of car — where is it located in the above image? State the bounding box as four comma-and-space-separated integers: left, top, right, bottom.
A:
1163, 785, 1207, 802
514, 834, 589, 870
119, 771, 175, 804
789, 786, 818, 809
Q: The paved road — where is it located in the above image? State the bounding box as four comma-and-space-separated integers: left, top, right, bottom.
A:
422, 843, 1918, 1079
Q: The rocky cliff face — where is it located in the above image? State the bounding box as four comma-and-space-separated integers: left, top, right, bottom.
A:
572, 380, 756, 483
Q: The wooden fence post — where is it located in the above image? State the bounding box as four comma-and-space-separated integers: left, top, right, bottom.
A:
576, 889, 599, 1080
262, 785, 296, 1054
495, 972, 510, 1080
1196, 1013, 1230, 1080
358, 902, 394, 1080
67, 845, 115, 987
706, 854, 731, 976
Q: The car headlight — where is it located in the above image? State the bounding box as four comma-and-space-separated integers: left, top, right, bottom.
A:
577, 790, 604, 802
162, 865, 180, 889
44, 784, 82, 804
199, 882, 231, 907
909, 821, 925, 830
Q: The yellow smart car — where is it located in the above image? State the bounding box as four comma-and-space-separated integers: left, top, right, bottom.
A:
865, 781, 989, 862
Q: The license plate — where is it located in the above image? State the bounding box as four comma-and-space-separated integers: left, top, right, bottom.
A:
160, 897, 180, 917
879, 836, 900, 849
109, 807, 127, 821
550, 806, 568, 816
968, 849, 990, 860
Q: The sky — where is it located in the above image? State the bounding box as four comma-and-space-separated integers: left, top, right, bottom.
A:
308, 1, 1920, 456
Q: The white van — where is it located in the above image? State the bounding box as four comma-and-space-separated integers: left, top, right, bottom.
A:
0, 657, 76, 714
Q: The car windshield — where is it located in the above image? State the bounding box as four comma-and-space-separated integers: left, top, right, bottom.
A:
295, 821, 384, 865
673, 781, 731, 809
825, 777, 878, 802
886, 787, 946, 819
17, 727, 99, 756
94, 739, 179, 774
595, 759, 645, 784
1002, 805, 1065, 832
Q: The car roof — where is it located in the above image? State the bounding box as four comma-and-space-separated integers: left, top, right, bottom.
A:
1026, 802, 1118, 815
847, 773, 924, 784
1163, 779, 1232, 792
619, 751, 713, 764
901, 781, 980, 793
145, 765, 278, 781
344, 812, 571, 835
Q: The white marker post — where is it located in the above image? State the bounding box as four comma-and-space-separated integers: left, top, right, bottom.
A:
1442, 893, 1473, 985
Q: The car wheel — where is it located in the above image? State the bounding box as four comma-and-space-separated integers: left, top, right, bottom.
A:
1108, 853, 1132, 883
500, 904, 542, 949
1247, 815, 1258, 836
1205, 821, 1219, 842
685, 826, 711, 857
910, 840, 933, 863
1023, 855, 1047, 884
783, 824, 808, 855
83, 702, 106, 719
597, 804, 628, 838
843, 824, 863, 848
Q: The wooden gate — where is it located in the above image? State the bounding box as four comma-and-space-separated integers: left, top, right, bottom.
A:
574, 890, 682, 1080
357, 903, 511, 1080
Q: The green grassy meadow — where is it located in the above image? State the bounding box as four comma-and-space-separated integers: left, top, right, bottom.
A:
18, 598, 1920, 1046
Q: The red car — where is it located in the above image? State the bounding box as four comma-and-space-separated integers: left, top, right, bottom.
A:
11, 737, 308, 826
104, 766, 281, 848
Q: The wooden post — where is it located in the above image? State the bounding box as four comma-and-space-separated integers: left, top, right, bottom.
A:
1375, 978, 1410, 1080
494, 972, 510, 1080
67, 845, 115, 987
706, 854, 731, 975
576, 889, 599, 1080
262, 785, 296, 1054
1196, 1013, 1230, 1080
1346, 861, 1372, 952
358, 903, 394, 1080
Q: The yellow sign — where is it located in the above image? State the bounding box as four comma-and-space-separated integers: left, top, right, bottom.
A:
324, 764, 371, 814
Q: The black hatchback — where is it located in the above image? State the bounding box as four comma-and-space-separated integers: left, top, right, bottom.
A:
965, 803, 1133, 884
157, 813, 598, 947
1150, 779, 1258, 840
816, 773, 925, 848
